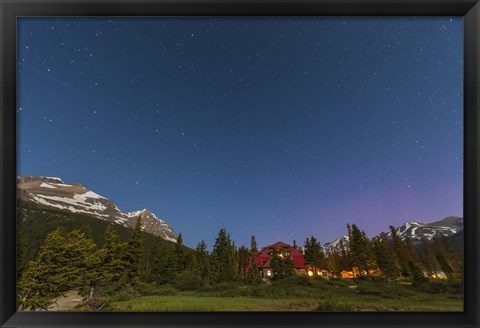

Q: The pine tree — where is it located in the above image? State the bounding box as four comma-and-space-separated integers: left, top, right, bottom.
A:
194, 240, 211, 286
122, 217, 144, 284
348, 224, 372, 275
389, 225, 410, 277
339, 239, 350, 271
246, 238, 262, 284
269, 246, 295, 280
372, 233, 398, 281
64, 229, 97, 296
419, 236, 439, 276
17, 228, 68, 310
147, 236, 166, 282
433, 235, 453, 278
304, 236, 326, 275
408, 261, 428, 286
174, 233, 187, 272
17, 228, 97, 310
250, 235, 258, 253
237, 246, 251, 280
16, 233, 29, 278
211, 228, 236, 283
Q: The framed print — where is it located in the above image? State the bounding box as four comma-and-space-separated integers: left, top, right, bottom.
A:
1, 0, 479, 327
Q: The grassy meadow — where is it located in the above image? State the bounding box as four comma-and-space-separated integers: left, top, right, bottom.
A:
106, 277, 463, 312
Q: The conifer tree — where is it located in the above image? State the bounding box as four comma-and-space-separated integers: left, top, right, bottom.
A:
16, 233, 29, 278
246, 238, 262, 284
194, 240, 211, 286
17, 228, 68, 310
123, 217, 144, 284
250, 235, 258, 253
389, 225, 410, 277
211, 228, 236, 282
269, 246, 295, 280
372, 233, 398, 281
304, 236, 326, 275
339, 239, 350, 271
174, 233, 187, 272
348, 224, 372, 275
147, 236, 166, 282
419, 236, 439, 276
17, 228, 97, 310
237, 246, 251, 280
433, 235, 453, 278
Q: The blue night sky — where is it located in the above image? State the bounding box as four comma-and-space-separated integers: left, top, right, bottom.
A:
17, 17, 463, 249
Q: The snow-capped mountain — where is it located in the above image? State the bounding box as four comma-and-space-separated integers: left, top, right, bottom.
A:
17, 176, 177, 242
323, 216, 463, 250
323, 235, 349, 252
386, 217, 463, 241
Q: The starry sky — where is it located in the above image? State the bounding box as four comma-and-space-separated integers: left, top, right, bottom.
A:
17, 17, 463, 249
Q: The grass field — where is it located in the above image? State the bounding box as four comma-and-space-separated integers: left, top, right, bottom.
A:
109, 277, 463, 312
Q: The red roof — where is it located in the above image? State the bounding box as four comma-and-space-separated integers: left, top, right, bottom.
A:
251, 241, 305, 269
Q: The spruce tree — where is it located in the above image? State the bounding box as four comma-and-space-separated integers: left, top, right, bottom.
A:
123, 217, 144, 284
349, 224, 371, 275
304, 236, 326, 275
174, 233, 187, 272
194, 240, 211, 286
250, 235, 258, 253
17, 228, 97, 310
17, 228, 68, 310
433, 235, 453, 278
389, 225, 410, 277
372, 234, 398, 281
270, 246, 295, 280
212, 228, 236, 282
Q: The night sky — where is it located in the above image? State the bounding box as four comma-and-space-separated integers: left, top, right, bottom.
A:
17, 17, 463, 249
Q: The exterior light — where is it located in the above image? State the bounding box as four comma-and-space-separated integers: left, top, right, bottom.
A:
308, 270, 314, 277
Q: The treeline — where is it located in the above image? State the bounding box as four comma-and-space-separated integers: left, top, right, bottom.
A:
322, 224, 463, 285
17, 219, 464, 311
16, 219, 263, 311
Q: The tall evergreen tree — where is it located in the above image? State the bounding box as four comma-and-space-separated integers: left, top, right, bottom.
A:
17, 228, 68, 310
348, 224, 372, 275
372, 233, 398, 281
211, 228, 236, 283
269, 246, 295, 280
250, 235, 258, 254
237, 246, 251, 280
389, 225, 410, 277
123, 217, 144, 284
304, 236, 326, 275
17, 228, 97, 310
433, 235, 453, 278
174, 233, 188, 272
194, 240, 211, 286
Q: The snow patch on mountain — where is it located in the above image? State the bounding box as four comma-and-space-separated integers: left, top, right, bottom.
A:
40, 183, 57, 189
18, 176, 178, 242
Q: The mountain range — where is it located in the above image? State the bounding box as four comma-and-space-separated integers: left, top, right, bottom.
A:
323, 216, 463, 252
17, 176, 463, 251
17, 176, 177, 242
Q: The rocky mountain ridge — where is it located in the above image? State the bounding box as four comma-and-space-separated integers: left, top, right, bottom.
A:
17, 176, 177, 242
323, 216, 463, 252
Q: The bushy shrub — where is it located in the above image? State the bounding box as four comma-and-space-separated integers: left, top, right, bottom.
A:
356, 281, 415, 298
108, 287, 141, 302
417, 279, 463, 294
172, 271, 203, 291
272, 275, 313, 287
135, 282, 178, 296
316, 298, 354, 311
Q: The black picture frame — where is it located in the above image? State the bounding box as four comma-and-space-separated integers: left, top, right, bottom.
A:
1, 0, 479, 327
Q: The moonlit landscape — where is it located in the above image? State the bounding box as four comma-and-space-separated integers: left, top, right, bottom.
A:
16, 17, 464, 312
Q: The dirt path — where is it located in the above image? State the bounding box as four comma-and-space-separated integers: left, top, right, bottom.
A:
48, 290, 85, 311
